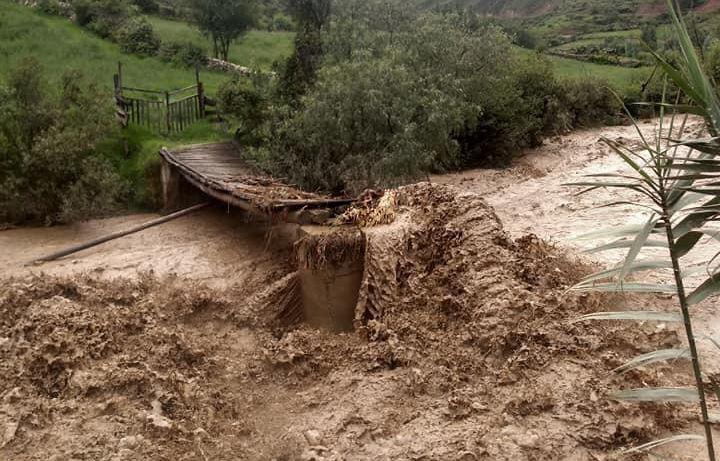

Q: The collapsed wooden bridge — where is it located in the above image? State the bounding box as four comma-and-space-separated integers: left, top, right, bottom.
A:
159, 142, 354, 224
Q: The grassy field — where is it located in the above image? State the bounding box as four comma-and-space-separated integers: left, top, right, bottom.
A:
0, 1, 227, 94
552, 29, 642, 51
147, 16, 295, 69
518, 48, 650, 92
549, 54, 649, 91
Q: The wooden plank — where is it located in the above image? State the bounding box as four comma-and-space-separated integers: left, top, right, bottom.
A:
122, 86, 165, 95
168, 84, 198, 96
29, 203, 211, 264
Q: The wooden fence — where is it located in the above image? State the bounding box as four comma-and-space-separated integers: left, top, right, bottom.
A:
113, 63, 208, 134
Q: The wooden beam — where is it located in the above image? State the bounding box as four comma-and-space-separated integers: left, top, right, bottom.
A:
28, 203, 212, 265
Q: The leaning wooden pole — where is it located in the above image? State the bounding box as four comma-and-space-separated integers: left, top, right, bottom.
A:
27, 202, 211, 265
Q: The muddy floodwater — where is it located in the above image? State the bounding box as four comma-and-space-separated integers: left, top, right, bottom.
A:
0, 208, 300, 288
2, 118, 720, 460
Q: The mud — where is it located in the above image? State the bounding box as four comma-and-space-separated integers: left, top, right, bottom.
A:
1, 119, 718, 460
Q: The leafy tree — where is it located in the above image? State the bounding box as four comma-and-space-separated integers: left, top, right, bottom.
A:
190, 0, 256, 62
286, 0, 330, 32
0, 59, 126, 225
276, 0, 332, 103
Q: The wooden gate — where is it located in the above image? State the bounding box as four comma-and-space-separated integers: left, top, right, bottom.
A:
113, 63, 206, 134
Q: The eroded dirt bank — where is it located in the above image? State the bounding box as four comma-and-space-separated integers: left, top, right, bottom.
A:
1, 119, 717, 460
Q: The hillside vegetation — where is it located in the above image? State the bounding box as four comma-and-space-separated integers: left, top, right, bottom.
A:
0, 1, 226, 92
0, 0, 672, 225
147, 15, 294, 69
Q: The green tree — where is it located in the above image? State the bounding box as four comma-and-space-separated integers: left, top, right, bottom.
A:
190, 0, 256, 62
276, 0, 331, 103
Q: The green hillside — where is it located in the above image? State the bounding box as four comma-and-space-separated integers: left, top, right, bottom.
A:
0, 1, 226, 93
147, 16, 294, 69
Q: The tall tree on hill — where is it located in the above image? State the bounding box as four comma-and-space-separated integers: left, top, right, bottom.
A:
277, 0, 331, 104
190, 0, 256, 62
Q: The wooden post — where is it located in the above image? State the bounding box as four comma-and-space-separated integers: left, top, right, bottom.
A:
165, 91, 171, 133
179, 101, 184, 132
197, 81, 205, 119
117, 62, 123, 93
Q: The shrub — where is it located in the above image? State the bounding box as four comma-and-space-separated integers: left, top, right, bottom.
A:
265, 56, 477, 193
218, 74, 271, 147
256, 7, 626, 192
116, 18, 160, 56
0, 59, 127, 225
271, 13, 294, 31
557, 78, 622, 127
131, 0, 159, 14
37, 0, 62, 15
71, 0, 132, 38
159, 41, 207, 67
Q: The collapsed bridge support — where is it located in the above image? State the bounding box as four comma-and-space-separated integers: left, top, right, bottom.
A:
295, 227, 365, 332
160, 142, 364, 332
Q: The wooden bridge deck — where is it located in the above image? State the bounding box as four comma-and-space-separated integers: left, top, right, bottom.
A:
159, 143, 353, 223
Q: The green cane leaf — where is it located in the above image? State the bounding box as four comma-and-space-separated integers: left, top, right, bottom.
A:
687, 275, 720, 306
613, 349, 690, 374
620, 215, 659, 282
571, 311, 682, 323
610, 387, 698, 403
624, 434, 705, 454
571, 283, 676, 294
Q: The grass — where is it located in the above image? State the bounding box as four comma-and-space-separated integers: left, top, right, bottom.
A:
0, 1, 241, 208
518, 47, 650, 93
548, 54, 648, 89
551, 30, 642, 52
0, 0, 226, 94
146, 15, 295, 69
100, 121, 231, 209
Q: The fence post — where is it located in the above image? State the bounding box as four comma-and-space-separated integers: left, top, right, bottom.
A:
196, 65, 205, 119
165, 91, 171, 133
117, 62, 123, 91
197, 82, 205, 119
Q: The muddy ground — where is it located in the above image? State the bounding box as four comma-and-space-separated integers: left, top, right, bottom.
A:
1, 118, 719, 460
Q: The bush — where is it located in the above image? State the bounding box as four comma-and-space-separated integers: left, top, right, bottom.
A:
557, 78, 622, 127
131, 0, 159, 14
264, 60, 438, 193
159, 41, 207, 67
72, 0, 132, 38
270, 13, 294, 31
116, 18, 160, 56
37, 0, 62, 15
253, 7, 626, 193
218, 74, 271, 147
0, 59, 127, 225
